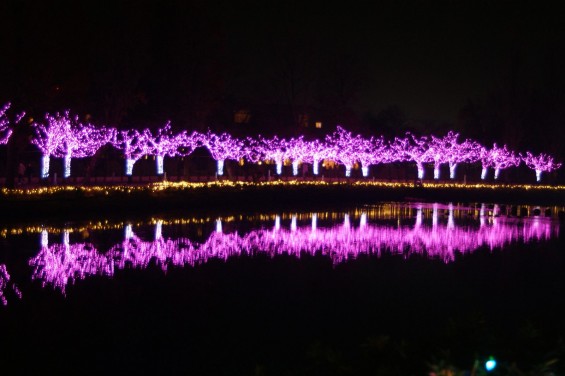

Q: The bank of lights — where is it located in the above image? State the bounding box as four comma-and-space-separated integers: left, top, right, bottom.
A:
2, 179, 565, 200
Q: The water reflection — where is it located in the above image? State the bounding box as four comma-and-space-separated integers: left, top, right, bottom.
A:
0, 264, 22, 306
27, 203, 560, 295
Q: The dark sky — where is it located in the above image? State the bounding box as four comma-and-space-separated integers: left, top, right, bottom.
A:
1, 0, 564, 125
215, 0, 564, 122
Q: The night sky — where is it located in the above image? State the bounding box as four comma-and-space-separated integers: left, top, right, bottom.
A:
1, 0, 564, 147
217, 0, 565, 121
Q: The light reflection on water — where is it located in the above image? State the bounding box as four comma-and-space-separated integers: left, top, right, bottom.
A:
19, 202, 559, 297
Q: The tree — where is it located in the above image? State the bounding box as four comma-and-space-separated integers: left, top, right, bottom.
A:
301, 139, 333, 176
356, 136, 395, 178
389, 132, 431, 180
200, 131, 245, 176
284, 137, 310, 176
255, 136, 289, 176
31, 112, 70, 179
112, 129, 154, 177
0, 102, 23, 144
479, 143, 520, 180
53, 113, 115, 178
520, 152, 562, 182
145, 122, 191, 176
428, 131, 482, 180
326, 126, 358, 177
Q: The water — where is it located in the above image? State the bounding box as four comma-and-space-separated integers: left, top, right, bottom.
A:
1, 202, 564, 374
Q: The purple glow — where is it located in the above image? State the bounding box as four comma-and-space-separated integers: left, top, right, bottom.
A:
32, 112, 71, 178
50, 112, 115, 178
521, 152, 562, 182
0, 264, 22, 306
357, 135, 395, 177
429, 131, 481, 180
326, 126, 359, 177
201, 131, 245, 176
284, 137, 309, 176
255, 136, 289, 175
18, 115, 565, 182
28, 207, 559, 293
0, 102, 25, 145
480, 143, 520, 180
112, 129, 155, 176
390, 133, 431, 179
146, 122, 190, 175
302, 139, 333, 175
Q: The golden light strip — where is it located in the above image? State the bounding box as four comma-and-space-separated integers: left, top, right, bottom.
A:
2, 180, 565, 198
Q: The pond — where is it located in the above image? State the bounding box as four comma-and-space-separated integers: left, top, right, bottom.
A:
1, 202, 564, 375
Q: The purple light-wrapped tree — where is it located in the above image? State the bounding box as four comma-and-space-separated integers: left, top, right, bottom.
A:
32, 112, 70, 179
242, 136, 265, 164
480, 143, 520, 180
146, 122, 189, 175
429, 131, 482, 180
444, 134, 482, 179
302, 139, 333, 176
0, 102, 25, 145
54, 114, 116, 178
390, 132, 431, 179
521, 152, 562, 182
0, 103, 11, 144
285, 136, 310, 176
304, 140, 332, 175
256, 136, 289, 175
326, 126, 358, 177
357, 135, 393, 177
112, 129, 155, 176
427, 133, 452, 179
201, 130, 245, 176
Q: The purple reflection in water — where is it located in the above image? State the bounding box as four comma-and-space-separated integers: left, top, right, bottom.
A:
29, 208, 559, 294
1, 264, 22, 305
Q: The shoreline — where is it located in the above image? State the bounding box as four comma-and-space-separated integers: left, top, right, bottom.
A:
1, 180, 564, 223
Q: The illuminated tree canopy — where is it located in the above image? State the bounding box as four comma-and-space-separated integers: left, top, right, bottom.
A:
480, 143, 520, 180
200, 130, 245, 176
7, 107, 563, 182
521, 152, 563, 182
0, 102, 25, 145
112, 129, 155, 176
390, 132, 431, 179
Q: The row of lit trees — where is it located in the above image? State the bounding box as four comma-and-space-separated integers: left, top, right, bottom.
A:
1, 105, 562, 182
